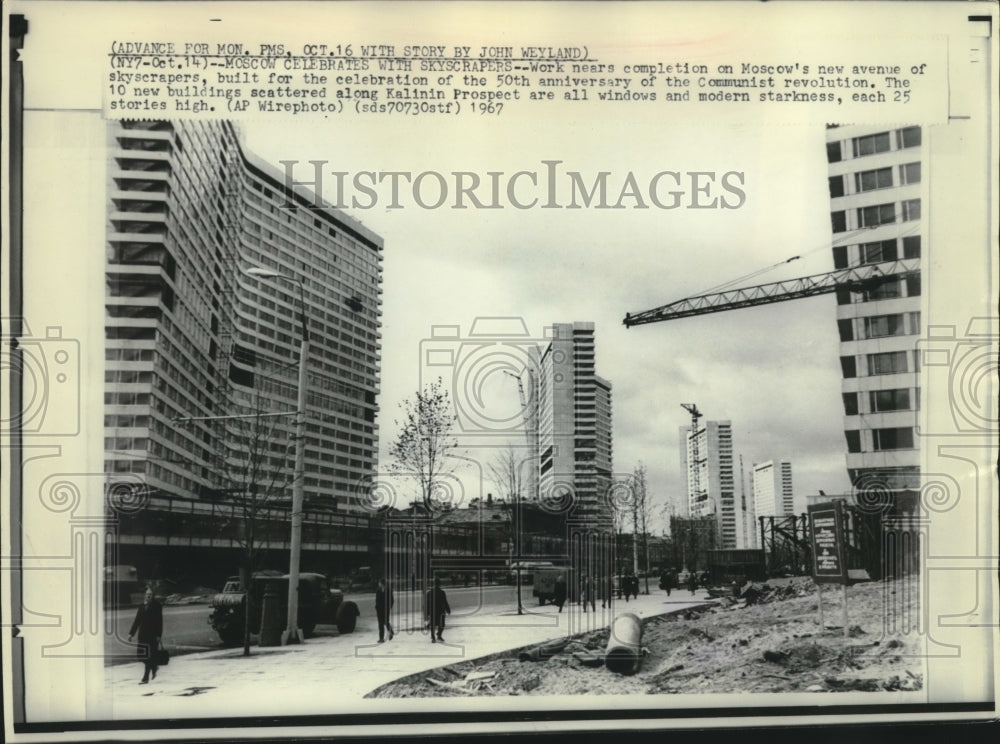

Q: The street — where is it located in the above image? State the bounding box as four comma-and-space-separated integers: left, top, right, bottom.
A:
105, 583, 540, 664
105, 587, 710, 714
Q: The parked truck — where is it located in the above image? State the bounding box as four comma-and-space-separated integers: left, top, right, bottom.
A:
208, 571, 359, 646
532, 566, 575, 605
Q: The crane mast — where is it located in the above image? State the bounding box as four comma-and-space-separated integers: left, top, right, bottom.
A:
680, 403, 704, 515
504, 369, 539, 503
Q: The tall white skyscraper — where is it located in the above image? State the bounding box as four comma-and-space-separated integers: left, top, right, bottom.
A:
681, 420, 743, 549
537, 322, 612, 522
752, 460, 795, 518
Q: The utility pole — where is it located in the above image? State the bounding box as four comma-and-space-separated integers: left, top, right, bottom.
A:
245, 267, 308, 645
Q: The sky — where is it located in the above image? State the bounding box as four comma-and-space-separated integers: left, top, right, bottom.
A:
15, 0, 958, 536
244, 113, 853, 532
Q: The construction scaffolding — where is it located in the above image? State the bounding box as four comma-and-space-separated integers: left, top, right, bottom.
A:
759, 506, 919, 582
758, 515, 810, 577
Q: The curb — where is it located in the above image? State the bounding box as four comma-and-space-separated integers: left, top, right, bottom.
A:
365, 599, 718, 696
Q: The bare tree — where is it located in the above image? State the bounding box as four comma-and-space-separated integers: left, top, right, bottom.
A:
631, 463, 653, 594
221, 389, 296, 656
486, 443, 522, 506
611, 481, 630, 579
388, 378, 461, 510
487, 443, 525, 614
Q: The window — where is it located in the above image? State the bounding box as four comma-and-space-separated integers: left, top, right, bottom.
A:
832, 245, 848, 269
860, 239, 897, 264
901, 199, 921, 221
870, 389, 911, 412
840, 356, 857, 378
855, 167, 893, 192
897, 126, 921, 148
853, 132, 891, 157
859, 203, 895, 228
900, 162, 921, 185
836, 287, 852, 305
868, 351, 908, 375
843, 393, 859, 416
831, 211, 847, 233
828, 176, 845, 198
864, 314, 905, 338
838, 319, 855, 342
826, 141, 842, 163
845, 430, 862, 453
903, 235, 921, 258
873, 427, 914, 450
906, 275, 921, 297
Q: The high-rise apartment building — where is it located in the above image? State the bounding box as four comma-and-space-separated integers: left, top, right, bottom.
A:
536, 323, 612, 522
680, 419, 743, 548
826, 125, 922, 496
751, 460, 794, 518
105, 120, 382, 514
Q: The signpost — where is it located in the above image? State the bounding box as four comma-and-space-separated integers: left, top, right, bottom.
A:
807, 501, 849, 636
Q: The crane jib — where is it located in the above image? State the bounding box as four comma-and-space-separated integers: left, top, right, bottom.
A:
623, 258, 919, 327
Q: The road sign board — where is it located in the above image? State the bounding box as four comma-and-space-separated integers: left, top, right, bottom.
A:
808, 501, 848, 585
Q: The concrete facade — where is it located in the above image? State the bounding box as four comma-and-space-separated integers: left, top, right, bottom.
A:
751, 460, 794, 518
681, 420, 743, 549
536, 322, 613, 522
826, 125, 922, 494
105, 120, 382, 514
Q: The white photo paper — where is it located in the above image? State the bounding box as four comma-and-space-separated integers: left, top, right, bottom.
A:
1, 1, 997, 739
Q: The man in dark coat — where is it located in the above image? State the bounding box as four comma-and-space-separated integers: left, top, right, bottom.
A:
660, 568, 677, 596
580, 575, 596, 612
128, 586, 163, 684
425, 577, 451, 643
375, 577, 394, 642
553, 573, 567, 613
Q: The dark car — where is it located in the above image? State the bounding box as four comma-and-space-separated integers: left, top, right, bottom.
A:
209, 571, 359, 645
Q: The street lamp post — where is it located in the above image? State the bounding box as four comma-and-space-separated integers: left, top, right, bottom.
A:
514, 493, 523, 615
245, 266, 308, 645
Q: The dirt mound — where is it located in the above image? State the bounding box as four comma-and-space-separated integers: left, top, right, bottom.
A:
368, 577, 924, 698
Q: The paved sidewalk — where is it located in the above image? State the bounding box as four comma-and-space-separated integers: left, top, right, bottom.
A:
105, 588, 714, 719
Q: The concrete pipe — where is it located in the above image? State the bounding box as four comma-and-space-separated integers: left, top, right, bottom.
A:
605, 611, 642, 674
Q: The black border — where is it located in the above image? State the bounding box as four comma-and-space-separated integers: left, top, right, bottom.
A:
12, 700, 996, 734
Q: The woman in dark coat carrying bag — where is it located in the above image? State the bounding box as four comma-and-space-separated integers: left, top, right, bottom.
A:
129, 586, 163, 684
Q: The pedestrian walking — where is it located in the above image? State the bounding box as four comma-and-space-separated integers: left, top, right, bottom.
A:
553, 573, 567, 613
425, 577, 451, 643
580, 574, 596, 612
660, 568, 677, 597
375, 577, 394, 643
602, 574, 614, 608
128, 586, 163, 684
628, 573, 640, 600
687, 571, 698, 595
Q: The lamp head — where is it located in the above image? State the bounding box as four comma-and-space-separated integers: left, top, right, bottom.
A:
245, 266, 282, 279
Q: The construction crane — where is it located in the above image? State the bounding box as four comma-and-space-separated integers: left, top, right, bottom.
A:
623, 258, 919, 327
503, 369, 539, 503
680, 404, 705, 514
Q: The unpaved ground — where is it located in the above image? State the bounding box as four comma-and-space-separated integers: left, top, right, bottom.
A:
367, 577, 923, 697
